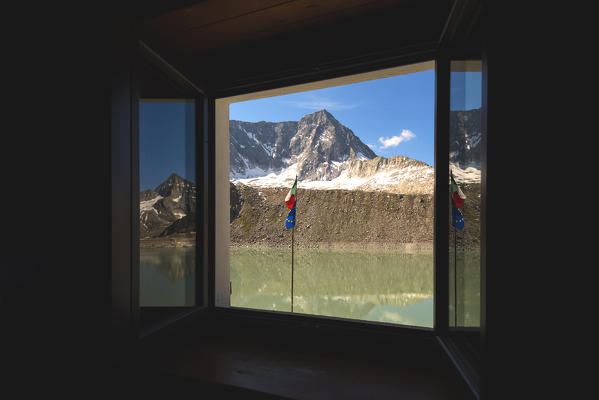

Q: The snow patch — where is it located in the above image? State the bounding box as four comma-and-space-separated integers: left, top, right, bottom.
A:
232, 163, 298, 187
140, 195, 163, 211
355, 152, 369, 161
300, 164, 435, 193
231, 159, 481, 193
231, 165, 280, 179
450, 163, 481, 184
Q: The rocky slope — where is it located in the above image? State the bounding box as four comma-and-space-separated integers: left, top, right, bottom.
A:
230, 183, 481, 249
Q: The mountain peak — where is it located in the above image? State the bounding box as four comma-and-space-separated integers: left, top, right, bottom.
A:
230, 110, 377, 181
166, 172, 183, 181
155, 173, 190, 197
300, 109, 338, 124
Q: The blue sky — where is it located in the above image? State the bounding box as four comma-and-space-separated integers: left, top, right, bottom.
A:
140, 69, 481, 190
230, 70, 436, 164
139, 101, 195, 190
230, 69, 481, 167
450, 70, 483, 111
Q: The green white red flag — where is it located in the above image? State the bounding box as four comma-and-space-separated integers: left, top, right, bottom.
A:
451, 171, 466, 209
285, 177, 297, 209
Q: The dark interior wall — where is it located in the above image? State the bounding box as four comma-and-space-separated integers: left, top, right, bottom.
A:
110, 15, 139, 363
478, 2, 570, 399
2, 3, 114, 393
0, 1, 567, 398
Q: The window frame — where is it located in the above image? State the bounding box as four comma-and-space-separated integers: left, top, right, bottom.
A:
127, 44, 485, 343
107, 11, 486, 396
439, 51, 485, 397
206, 50, 485, 396
134, 41, 211, 338
211, 55, 452, 335
447, 56, 484, 333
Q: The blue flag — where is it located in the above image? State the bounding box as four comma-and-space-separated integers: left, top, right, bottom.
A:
285, 204, 296, 229
451, 200, 464, 230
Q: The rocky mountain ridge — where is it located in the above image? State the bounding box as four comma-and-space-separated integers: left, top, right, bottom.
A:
230, 109, 376, 181
231, 108, 481, 194
140, 173, 195, 239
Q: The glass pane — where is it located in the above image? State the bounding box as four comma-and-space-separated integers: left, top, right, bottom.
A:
227, 63, 435, 327
449, 60, 482, 327
138, 65, 196, 308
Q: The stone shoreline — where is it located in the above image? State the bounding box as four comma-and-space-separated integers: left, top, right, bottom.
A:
140, 239, 484, 251
140, 237, 433, 250
230, 241, 433, 250
140, 235, 195, 248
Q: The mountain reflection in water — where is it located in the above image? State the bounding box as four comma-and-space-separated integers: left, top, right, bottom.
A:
140, 246, 478, 328
141, 247, 195, 282
140, 247, 195, 307
230, 247, 435, 327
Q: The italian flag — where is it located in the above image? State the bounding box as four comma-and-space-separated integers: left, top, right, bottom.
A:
285, 177, 297, 209
451, 172, 466, 209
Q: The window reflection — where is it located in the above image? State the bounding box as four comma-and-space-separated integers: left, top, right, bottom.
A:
449, 60, 482, 328
139, 97, 196, 307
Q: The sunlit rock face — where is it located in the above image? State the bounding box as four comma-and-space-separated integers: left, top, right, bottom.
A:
229, 109, 376, 181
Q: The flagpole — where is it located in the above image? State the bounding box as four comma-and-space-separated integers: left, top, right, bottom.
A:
291, 225, 294, 313
454, 225, 457, 326
291, 174, 296, 313
451, 168, 457, 326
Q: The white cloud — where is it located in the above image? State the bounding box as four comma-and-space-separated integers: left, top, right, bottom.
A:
280, 97, 358, 111
378, 129, 416, 149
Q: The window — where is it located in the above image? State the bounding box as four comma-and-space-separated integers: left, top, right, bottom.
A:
448, 60, 482, 328
215, 61, 437, 328
139, 98, 196, 307
136, 53, 202, 329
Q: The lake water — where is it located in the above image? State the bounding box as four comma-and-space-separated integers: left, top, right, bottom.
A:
231, 247, 434, 327
140, 247, 480, 328
140, 247, 196, 307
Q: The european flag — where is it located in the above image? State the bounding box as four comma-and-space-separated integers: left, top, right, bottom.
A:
285, 204, 296, 229
452, 201, 464, 230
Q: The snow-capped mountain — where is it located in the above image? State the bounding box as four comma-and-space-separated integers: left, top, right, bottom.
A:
230, 109, 481, 194
140, 173, 195, 238
230, 109, 376, 181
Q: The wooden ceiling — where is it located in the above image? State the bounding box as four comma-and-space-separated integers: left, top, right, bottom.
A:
141, 0, 420, 55
137, 0, 460, 95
